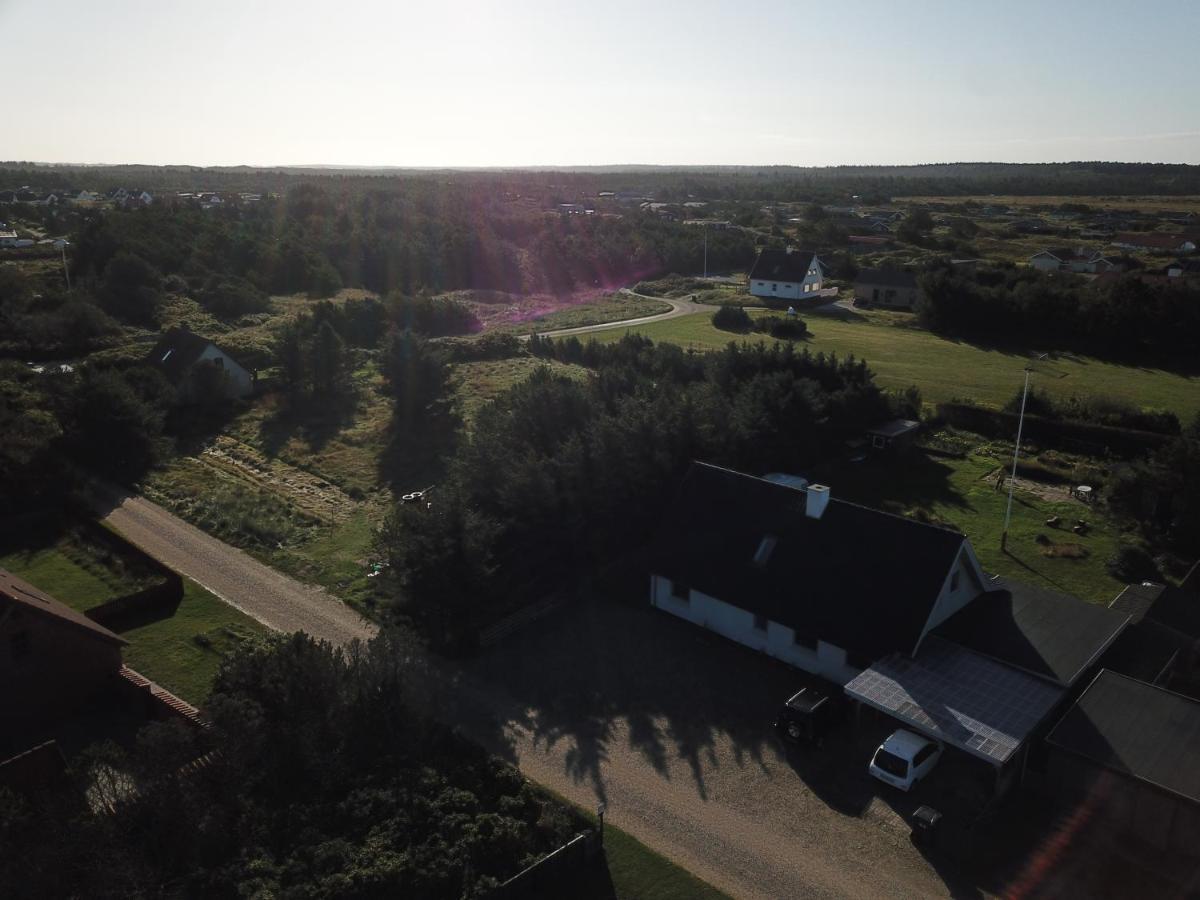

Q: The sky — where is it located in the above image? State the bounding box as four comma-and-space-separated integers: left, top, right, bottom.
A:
2, 0, 1199, 168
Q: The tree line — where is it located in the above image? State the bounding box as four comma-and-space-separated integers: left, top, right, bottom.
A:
377, 334, 912, 647
916, 263, 1200, 361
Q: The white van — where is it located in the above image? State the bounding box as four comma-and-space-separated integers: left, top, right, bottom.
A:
868, 729, 943, 791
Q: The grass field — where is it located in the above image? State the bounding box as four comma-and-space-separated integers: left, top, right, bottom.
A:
0, 529, 158, 612
817, 447, 1126, 604
599, 823, 729, 900
591, 310, 1200, 419
0, 537, 264, 703
120, 577, 264, 703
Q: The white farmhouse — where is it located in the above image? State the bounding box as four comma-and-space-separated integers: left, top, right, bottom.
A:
650, 463, 986, 685
747, 248, 825, 301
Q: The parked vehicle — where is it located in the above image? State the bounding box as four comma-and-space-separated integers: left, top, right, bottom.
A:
868, 729, 943, 791
774, 685, 842, 748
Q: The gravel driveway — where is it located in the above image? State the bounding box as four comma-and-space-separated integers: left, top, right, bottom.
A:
97, 489, 970, 899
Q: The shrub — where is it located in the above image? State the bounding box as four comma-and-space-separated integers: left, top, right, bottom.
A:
1107, 541, 1161, 582
712, 305, 752, 332
758, 315, 808, 340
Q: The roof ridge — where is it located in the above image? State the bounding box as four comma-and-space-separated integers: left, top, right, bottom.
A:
690, 461, 965, 541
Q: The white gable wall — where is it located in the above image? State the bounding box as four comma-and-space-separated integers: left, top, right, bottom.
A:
749, 254, 824, 300
649, 574, 862, 684
914, 541, 987, 651
194, 343, 253, 398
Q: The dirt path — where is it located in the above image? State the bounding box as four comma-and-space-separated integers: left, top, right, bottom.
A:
528, 289, 717, 339
98, 490, 965, 900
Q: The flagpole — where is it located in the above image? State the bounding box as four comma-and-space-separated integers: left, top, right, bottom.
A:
1001, 368, 1031, 552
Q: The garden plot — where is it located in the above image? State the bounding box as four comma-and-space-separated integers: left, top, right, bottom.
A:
199, 435, 358, 524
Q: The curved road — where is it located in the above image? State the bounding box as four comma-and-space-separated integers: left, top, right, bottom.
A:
98, 488, 962, 900
526, 289, 716, 339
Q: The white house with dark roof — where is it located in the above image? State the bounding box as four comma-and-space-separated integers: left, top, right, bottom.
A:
146, 327, 253, 401
1028, 248, 1117, 274
650, 463, 987, 684
747, 248, 826, 300
651, 463, 1131, 781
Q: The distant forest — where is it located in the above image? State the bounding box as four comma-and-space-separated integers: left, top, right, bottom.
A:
4, 160, 1200, 201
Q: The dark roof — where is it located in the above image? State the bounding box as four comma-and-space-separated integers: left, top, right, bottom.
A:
0, 568, 126, 647
934, 578, 1127, 687
1109, 574, 1200, 641
748, 248, 820, 283
854, 267, 919, 289
1046, 670, 1200, 804
145, 327, 220, 383
653, 463, 967, 660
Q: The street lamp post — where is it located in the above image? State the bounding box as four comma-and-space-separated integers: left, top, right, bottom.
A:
1001, 368, 1032, 552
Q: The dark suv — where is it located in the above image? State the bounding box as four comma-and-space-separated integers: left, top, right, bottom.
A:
774, 685, 844, 749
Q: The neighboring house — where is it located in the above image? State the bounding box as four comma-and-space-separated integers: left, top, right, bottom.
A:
0, 568, 127, 728
1044, 670, 1200, 857
1165, 259, 1200, 279
146, 327, 254, 401
650, 463, 987, 685
866, 418, 919, 451
109, 188, 153, 208
1028, 248, 1118, 274
0, 230, 18, 248
853, 267, 923, 309
1112, 232, 1198, 254
747, 248, 825, 300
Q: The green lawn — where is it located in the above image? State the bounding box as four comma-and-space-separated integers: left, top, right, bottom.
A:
0, 530, 158, 612
591, 310, 1200, 419
599, 823, 729, 900
817, 448, 1126, 604
453, 356, 589, 425
119, 577, 264, 704
0, 533, 265, 704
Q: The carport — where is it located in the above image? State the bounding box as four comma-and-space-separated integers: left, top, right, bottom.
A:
845, 637, 1064, 794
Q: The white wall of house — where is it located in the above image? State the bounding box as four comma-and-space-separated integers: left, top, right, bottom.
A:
915, 543, 987, 648
194, 343, 253, 398
649, 574, 863, 684
749, 255, 824, 300
1029, 254, 1062, 272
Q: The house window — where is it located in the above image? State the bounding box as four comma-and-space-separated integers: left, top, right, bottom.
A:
213, 356, 224, 368
10, 631, 30, 660
753, 613, 768, 632
752, 535, 777, 567
771, 283, 777, 292
793, 631, 816, 651
670, 580, 688, 602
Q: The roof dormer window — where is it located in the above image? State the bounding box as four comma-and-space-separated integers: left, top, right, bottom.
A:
753, 535, 778, 567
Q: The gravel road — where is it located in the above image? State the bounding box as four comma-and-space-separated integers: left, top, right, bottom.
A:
527, 289, 716, 339
97, 489, 376, 645
99, 490, 964, 900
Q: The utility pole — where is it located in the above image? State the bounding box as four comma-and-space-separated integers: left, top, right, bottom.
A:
1001, 367, 1031, 552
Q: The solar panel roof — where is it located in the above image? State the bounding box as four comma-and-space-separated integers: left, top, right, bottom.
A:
845, 637, 1064, 766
